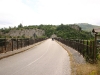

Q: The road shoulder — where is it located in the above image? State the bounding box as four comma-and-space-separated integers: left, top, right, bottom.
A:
56, 41, 86, 75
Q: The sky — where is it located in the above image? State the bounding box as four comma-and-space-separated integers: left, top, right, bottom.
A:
0, 0, 100, 28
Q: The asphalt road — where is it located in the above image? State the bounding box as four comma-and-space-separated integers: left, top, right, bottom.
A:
0, 39, 71, 75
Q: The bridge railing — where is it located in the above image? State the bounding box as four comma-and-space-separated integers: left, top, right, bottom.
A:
56, 38, 96, 63
0, 38, 45, 54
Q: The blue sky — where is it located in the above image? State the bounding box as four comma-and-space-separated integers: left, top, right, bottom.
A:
0, 0, 100, 28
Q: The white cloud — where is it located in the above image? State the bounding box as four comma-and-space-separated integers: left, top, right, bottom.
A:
0, 0, 100, 28
0, 0, 39, 28
35, 0, 100, 25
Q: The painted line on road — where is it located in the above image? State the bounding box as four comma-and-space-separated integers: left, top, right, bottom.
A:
0, 40, 46, 60
12, 40, 51, 75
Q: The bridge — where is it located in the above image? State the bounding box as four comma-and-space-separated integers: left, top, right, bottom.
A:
0, 36, 98, 75
0, 39, 74, 75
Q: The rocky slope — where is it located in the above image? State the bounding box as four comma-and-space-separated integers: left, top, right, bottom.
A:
1, 28, 45, 38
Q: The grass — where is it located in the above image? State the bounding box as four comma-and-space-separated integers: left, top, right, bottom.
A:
74, 59, 100, 75
75, 63, 98, 75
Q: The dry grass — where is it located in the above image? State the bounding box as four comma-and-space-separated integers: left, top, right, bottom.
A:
75, 63, 98, 75
97, 61, 100, 74
73, 60, 100, 75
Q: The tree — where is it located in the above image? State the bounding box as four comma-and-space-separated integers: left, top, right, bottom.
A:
18, 23, 23, 28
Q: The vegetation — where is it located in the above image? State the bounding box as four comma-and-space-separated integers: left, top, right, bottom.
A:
30, 24, 93, 39
0, 28, 11, 34
77, 23, 100, 32
75, 63, 100, 75
0, 24, 93, 39
73, 59, 100, 75
55, 24, 92, 39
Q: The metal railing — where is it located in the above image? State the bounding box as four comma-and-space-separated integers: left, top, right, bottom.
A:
56, 38, 96, 63
0, 38, 45, 53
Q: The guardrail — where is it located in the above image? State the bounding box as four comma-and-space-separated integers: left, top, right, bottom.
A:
56, 38, 97, 63
0, 38, 45, 54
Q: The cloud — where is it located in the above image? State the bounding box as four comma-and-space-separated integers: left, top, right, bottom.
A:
36, 0, 100, 24
0, 0, 39, 28
0, 0, 100, 28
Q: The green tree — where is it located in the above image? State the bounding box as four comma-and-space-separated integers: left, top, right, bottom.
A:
18, 23, 23, 28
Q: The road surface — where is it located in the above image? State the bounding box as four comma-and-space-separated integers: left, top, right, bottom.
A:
0, 39, 71, 75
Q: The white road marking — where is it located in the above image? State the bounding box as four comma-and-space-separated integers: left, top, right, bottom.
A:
12, 41, 51, 75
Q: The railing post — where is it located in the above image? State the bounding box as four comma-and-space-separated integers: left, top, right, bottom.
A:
81, 40, 84, 56
87, 40, 89, 55
78, 40, 80, 53
28, 38, 29, 46
80, 40, 81, 54
17, 39, 18, 49
77, 39, 79, 52
94, 34, 97, 63
82, 40, 85, 57
21, 39, 22, 48
93, 40, 95, 63
4, 38, 6, 53
12, 39, 13, 51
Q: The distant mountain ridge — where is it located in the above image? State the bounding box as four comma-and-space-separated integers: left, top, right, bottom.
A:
76, 23, 100, 32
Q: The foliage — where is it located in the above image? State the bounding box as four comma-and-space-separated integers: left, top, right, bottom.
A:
0, 24, 93, 39
18, 23, 23, 28
55, 24, 93, 39
37, 25, 56, 37
77, 23, 100, 32
0, 28, 10, 34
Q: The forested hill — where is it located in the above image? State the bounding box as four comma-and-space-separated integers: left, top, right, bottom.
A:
77, 23, 100, 31
37, 24, 92, 39
0, 24, 93, 39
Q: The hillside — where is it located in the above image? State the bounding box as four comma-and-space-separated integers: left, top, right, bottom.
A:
54, 24, 92, 39
0, 24, 93, 39
76, 23, 100, 32
34, 24, 92, 39
6, 29, 45, 38
0, 25, 45, 38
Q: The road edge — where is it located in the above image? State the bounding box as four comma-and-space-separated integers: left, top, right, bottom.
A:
0, 40, 46, 60
56, 40, 77, 75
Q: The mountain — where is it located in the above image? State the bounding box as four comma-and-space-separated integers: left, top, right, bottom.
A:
76, 23, 100, 32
